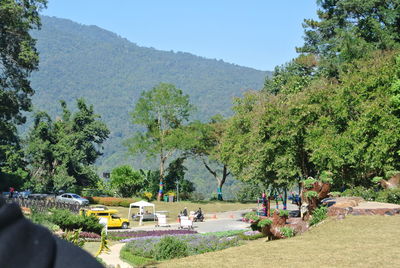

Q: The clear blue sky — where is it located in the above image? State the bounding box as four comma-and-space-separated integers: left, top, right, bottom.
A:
42, 0, 318, 71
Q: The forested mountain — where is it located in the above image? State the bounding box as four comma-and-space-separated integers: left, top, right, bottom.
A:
28, 16, 269, 197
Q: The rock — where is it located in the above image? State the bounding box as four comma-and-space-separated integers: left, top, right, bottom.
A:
336, 214, 346, 220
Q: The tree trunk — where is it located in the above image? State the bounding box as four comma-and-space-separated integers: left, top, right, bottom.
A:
217, 180, 224, 201
157, 155, 166, 202
217, 165, 229, 201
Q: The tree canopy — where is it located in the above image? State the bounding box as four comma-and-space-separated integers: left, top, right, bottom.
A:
127, 83, 194, 200
298, 0, 400, 76
25, 99, 109, 192
0, 0, 47, 180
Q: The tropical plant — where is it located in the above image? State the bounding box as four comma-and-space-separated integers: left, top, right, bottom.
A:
310, 206, 328, 226
280, 227, 295, 238
257, 218, 272, 228
62, 229, 85, 248
95, 229, 110, 257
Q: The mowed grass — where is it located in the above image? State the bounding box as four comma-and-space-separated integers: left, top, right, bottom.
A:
159, 215, 400, 268
107, 201, 257, 226
83, 241, 100, 256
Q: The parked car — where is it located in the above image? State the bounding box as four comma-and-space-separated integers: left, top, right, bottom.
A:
80, 207, 129, 229
55, 193, 89, 205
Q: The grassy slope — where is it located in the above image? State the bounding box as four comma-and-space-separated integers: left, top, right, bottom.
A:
160, 215, 400, 268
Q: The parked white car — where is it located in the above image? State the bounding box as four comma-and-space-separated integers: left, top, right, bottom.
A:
55, 193, 89, 205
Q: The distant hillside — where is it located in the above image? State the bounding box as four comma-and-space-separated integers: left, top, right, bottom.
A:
29, 16, 270, 198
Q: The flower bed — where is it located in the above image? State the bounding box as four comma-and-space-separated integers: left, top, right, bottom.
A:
85, 196, 139, 207
79, 231, 101, 241
121, 234, 241, 265
238, 230, 264, 240
110, 229, 197, 241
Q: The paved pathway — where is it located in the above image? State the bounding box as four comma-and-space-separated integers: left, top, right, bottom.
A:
98, 243, 132, 268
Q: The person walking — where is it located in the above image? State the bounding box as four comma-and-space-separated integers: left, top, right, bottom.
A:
9, 187, 15, 198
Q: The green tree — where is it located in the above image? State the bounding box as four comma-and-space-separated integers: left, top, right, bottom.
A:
164, 157, 195, 201
222, 51, 400, 190
263, 54, 317, 95
177, 116, 231, 200
127, 83, 193, 201
25, 99, 109, 192
110, 165, 144, 197
0, 0, 47, 187
298, 0, 400, 77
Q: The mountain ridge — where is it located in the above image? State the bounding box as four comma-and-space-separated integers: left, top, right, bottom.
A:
28, 16, 270, 197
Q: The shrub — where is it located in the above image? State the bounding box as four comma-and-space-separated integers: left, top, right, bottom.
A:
371, 176, 383, 184
62, 229, 85, 248
257, 218, 272, 228
49, 209, 103, 234
342, 186, 377, 201
153, 236, 189, 260
189, 192, 205, 201
280, 227, 295, 238
279, 209, 289, 217
305, 191, 318, 199
329, 191, 341, 197
304, 177, 317, 189
142, 192, 153, 201
166, 191, 176, 197
320, 171, 333, 183
385, 170, 399, 179
309, 206, 328, 226
376, 188, 400, 204
243, 212, 260, 222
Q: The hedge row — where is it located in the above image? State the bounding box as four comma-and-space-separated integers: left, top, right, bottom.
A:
85, 196, 139, 207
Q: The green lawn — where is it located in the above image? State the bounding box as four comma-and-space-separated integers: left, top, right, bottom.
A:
159, 215, 400, 268
107, 201, 257, 227
83, 241, 100, 256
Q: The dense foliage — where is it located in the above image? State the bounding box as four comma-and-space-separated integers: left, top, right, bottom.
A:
127, 83, 194, 200
309, 206, 328, 226
215, 1, 400, 197
30, 209, 103, 234
110, 165, 144, 197
25, 99, 109, 192
342, 187, 400, 204
0, 0, 47, 189
298, 0, 400, 77
48, 209, 103, 234
177, 117, 231, 200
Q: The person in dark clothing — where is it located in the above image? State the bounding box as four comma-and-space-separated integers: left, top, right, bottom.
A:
9, 187, 14, 198
182, 207, 188, 216
0, 197, 102, 268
